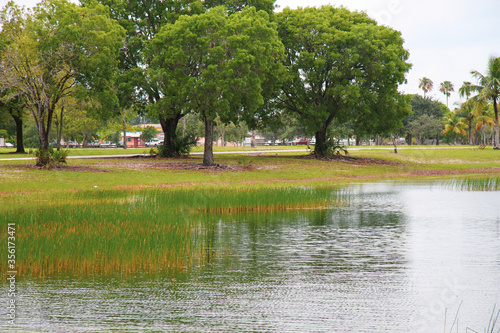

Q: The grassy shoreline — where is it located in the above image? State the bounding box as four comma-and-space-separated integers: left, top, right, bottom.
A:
1, 147, 499, 279
1, 147, 499, 197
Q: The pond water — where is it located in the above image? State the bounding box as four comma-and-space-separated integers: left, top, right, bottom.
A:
3, 182, 500, 332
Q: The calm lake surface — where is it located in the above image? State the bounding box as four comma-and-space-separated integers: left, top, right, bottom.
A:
3, 182, 500, 332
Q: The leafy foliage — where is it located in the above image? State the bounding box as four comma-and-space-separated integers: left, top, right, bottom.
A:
276, 6, 411, 156
407, 114, 443, 144
0, 0, 125, 164
147, 6, 285, 165
314, 138, 348, 157
140, 126, 159, 143
158, 134, 196, 158
418, 77, 433, 97
35, 146, 69, 168
441, 113, 467, 144
471, 56, 500, 149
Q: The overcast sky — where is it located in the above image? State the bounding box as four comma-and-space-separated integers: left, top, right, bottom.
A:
4, 0, 500, 108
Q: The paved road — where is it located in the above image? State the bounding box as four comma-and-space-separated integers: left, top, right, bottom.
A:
0, 146, 485, 161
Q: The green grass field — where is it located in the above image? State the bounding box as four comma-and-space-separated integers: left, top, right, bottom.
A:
1, 146, 499, 197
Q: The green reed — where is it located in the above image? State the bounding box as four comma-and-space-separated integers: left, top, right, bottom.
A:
448, 176, 500, 191
0, 186, 348, 279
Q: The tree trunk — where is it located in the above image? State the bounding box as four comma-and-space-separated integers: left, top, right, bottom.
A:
35, 113, 51, 166
314, 115, 335, 156
11, 113, 25, 154
493, 99, 499, 149
203, 116, 215, 166
159, 114, 181, 157
122, 117, 127, 149
182, 116, 186, 138
55, 101, 64, 151
221, 125, 226, 147
83, 131, 92, 148
406, 133, 412, 146
390, 134, 398, 153
314, 127, 328, 156
37, 110, 50, 148
251, 130, 257, 148
469, 121, 473, 146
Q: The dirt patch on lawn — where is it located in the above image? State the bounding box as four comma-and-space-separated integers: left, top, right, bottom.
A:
96, 159, 247, 171
0, 164, 108, 172
148, 161, 245, 171
0, 158, 248, 172
291, 154, 402, 166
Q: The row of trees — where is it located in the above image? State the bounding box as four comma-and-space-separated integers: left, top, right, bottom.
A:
0, 0, 412, 165
418, 56, 500, 149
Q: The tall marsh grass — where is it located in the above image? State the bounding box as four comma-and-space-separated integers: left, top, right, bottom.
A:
448, 176, 500, 191
0, 186, 348, 278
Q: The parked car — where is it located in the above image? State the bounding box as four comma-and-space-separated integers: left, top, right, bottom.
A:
0, 142, 14, 148
296, 138, 309, 145
264, 140, 283, 146
65, 141, 80, 148
100, 141, 117, 148
146, 140, 162, 147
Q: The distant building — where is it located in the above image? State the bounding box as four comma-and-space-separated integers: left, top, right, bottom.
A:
121, 132, 145, 148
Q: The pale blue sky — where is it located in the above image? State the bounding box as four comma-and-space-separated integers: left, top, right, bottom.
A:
4, 0, 499, 108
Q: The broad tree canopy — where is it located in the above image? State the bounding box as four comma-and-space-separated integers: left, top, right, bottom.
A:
276, 6, 412, 155
147, 6, 285, 165
0, 0, 124, 162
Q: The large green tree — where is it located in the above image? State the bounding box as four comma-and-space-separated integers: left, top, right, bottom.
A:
276, 6, 411, 156
81, 0, 205, 155
407, 114, 442, 145
203, 0, 275, 15
471, 56, 500, 149
0, 0, 125, 164
404, 95, 446, 145
147, 6, 284, 165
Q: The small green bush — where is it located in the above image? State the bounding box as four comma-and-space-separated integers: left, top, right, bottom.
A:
35, 146, 69, 168
158, 134, 197, 158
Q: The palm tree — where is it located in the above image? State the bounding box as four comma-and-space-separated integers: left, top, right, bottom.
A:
441, 112, 467, 145
459, 81, 473, 100
456, 97, 487, 145
471, 56, 500, 149
439, 81, 454, 107
475, 106, 495, 146
419, 77, 433, 98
